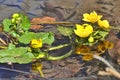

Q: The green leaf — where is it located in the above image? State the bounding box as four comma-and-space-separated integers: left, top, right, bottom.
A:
0, 47, 28, 57
18, 32, 54, 45
7, 43, 16, 50
0, 56, 17, 63
3, 18, 12, 32
98, 31, 109, 39
20, 14, 31, 31
14, 52, 35, 64
36, 32, 54, 45
0, 47, 35, 64
18, 32, 36, 44
57, 26, 73, 36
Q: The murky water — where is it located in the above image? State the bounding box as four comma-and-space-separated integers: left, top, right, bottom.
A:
0, 0, 81, 22
0, 0, 120, 79
0, 0, 77, 79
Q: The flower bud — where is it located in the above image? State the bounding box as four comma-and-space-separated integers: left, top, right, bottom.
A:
11, 18, 16, 23
88, 36, 94, 42
12, 13, 20, 18
17, 17, 21, 21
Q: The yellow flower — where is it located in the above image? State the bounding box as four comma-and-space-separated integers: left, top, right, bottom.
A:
82, 11, 102, 23
74, 24, 93, 38
98, 20, 110, 29
30, 39, 42, 48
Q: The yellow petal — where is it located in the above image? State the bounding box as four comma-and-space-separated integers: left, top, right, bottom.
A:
92, 11, 97, 16
82, 13, 90, 22
74, 24, 93, 38
84, 24, 93, 34
98, 20, 110, 29
82, 11, 102, 23
30, 39, 42, 48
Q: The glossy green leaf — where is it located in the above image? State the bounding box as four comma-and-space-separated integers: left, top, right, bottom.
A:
57, 26, 73, 36
14, 52, 35, 64
36, 32, 54, 45
20, 14, 31, 31
7, 43, 16, 50
18, 32, 36, 44
0, 47, 35, 64
18, 32, 54, 45
0, 56, 17, 63
0, 47, 28, 57
3, 18, 12, 32
98, 31, 109, 40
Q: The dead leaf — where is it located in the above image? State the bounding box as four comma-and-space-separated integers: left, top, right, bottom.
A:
42, 58, 83, 78
30, 25, 44, 30
31, 17, 56, 24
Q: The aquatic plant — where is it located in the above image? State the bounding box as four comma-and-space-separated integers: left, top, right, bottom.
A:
0, 11, 119, 78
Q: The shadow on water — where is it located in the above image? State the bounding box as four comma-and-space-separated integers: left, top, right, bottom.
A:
0, 63, 31, 78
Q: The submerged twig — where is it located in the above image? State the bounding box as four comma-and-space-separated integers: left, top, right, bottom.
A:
98, 67, 120, 79
0, 67, 31, 75
31, 22, 77, 25
93, 54, 115, 70
93, 55, 120, 79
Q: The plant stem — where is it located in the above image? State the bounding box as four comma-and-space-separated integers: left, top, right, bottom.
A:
0, 46, 7, 49
47, 50, 73, 60
38, 68, 44, 77
31, 22, 76, 25
93, 54, 116, 71
36, 43, 73, 60
45, 43, 70, 51
110, 26, 120, 30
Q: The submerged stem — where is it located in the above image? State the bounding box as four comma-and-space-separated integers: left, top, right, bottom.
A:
0, 67, 31, 75
36, 43, 73, 60
93, 54, 116, 71
110, 26, 120, 30
47, 50, 73, 60
45, 43, 70, 51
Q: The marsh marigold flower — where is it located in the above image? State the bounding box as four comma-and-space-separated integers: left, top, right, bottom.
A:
82, 11, 102, 23
74, 24, 93, 38
30, 39, 42, 48
98, 20, 110, 29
